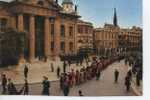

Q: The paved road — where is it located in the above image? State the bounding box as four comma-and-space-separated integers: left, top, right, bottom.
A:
0, 60, 135, 96
0, 60, 91, 84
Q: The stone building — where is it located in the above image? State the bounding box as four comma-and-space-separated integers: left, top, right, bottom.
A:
94, 8, 142, 56
0, 0, 80, 62
119, 26, 142, 52
94, 25, 142, 57
129, 26, 142, 50
94, 24, 119, 56
94, 8, 120, 56
77, 20, 94, 52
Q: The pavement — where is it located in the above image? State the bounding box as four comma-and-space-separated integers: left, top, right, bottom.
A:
0, 60, 91, 84
131, 77, 142, 96
0, 60, 135, 96
125, 62, 143, 96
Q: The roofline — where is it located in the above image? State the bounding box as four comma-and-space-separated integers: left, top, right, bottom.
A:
8, 1, 61, 11
59, 12, 81, 18
77, 20, 93, 26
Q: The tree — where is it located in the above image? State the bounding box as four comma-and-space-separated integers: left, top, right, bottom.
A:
0, 28, 26, 67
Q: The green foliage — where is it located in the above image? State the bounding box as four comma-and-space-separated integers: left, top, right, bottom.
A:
0, 28, 26, 67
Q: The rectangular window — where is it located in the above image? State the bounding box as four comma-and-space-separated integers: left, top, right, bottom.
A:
102, 31, 104, 39
61, 42, 65, 52
16, 16, 18, 29
105, 34, 107, 40
61, 25, 65, 37
69, 26, 73, 37
78, 27, 80, 33
78, 26, 83, 33
51, 23, 54, 35
51, 41, 54, 51
50, 18, 55, 37
69, 42, 73, 52
85, 27, 88, 33
0, 18, 7, 32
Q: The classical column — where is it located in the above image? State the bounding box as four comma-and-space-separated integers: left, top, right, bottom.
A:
44, 17, 51, 59
18, 14, 24, 32
74, 22, 78, 54
65, 23, 69, 54
29, 15, 35, 62
10, 17, 16, 29
18, 14, 25, 63
54, 18, 60, 58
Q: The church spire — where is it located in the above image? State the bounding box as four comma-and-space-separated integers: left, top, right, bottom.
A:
113, 8, 118, 27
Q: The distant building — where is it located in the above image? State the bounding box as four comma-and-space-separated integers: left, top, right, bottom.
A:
94, 24, 119, 56
77, 20, 94, 52
94, 8, 142, 56
119, 26, 142, 52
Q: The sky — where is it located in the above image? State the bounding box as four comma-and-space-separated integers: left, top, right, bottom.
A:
2, 0, 142, 28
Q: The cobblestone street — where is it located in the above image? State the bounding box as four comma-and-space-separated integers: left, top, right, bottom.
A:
0, 60, 135, 96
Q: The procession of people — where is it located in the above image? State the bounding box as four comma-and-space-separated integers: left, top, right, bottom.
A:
58, 56, 125, 96
0, 55, 141, 96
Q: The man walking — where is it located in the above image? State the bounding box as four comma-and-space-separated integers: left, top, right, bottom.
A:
57, 66, 60, 78
96, 67, 101, 80
7, 78, 18, 95
136, 71, 140, 86
50, 63, 54, 72
63, 61, 67, 73
63, 76, 70, 96
42, 76, 50, 95
24, 64, 29, 79
127, 69, 132, 81
23, 79, 29, 95
1, 74, 7, 94
125, 75, 131, 92
114, 69, 119, 83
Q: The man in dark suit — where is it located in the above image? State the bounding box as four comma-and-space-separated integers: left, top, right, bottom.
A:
114, 69, 119, 83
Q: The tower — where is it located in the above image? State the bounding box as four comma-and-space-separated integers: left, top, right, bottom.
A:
113, 8, 118, 27
62, 0, 74, 13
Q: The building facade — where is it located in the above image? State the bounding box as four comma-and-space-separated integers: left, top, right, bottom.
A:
94, 24, 119, 56
0, 1, 143, 63
77, 20, 94, 52
94, 24, 142, 57
119, 26, 142, 52
94, 8, 142, 56
0, 0, 80, 62
94, 8, 119, 56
